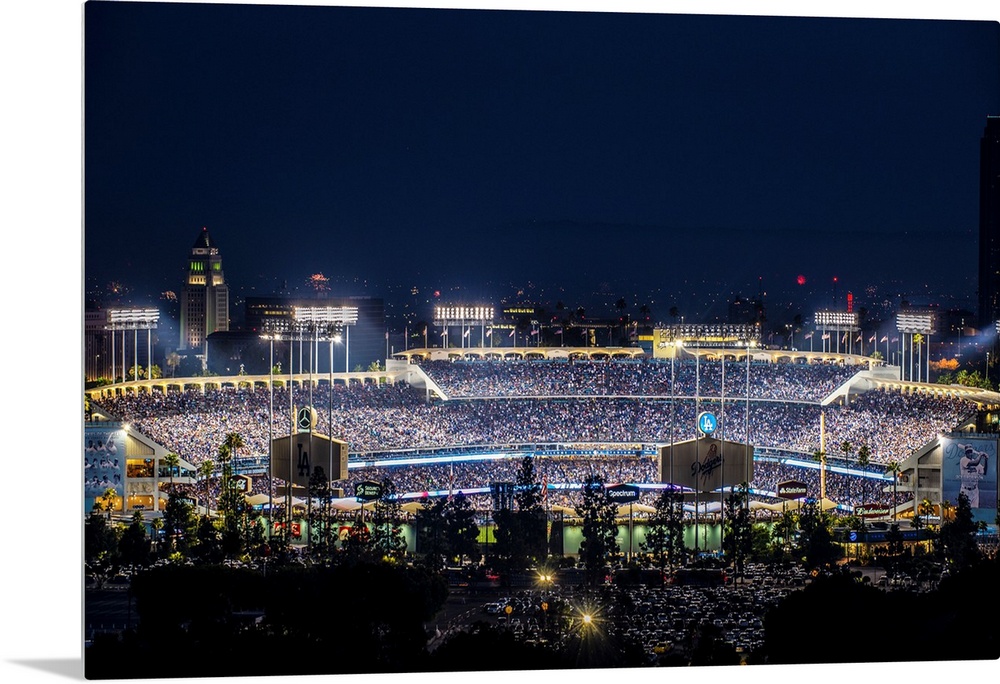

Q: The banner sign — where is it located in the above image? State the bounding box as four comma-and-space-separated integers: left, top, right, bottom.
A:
606, 484, 641, 503
776, 480, 808, 500
855, 503, 891, 518
84, 427, 127, 511
355, 481, 383, 502
941, 435, 998, 524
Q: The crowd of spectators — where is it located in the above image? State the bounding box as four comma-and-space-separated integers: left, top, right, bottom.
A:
94, 360, 974, 514
420, 358, 858, 403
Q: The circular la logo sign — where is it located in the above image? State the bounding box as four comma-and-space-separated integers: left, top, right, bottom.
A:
697, 411, 718, 435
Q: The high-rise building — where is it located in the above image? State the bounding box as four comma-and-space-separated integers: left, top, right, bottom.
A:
179, 226, 229, 357
977, 116, 1000, 329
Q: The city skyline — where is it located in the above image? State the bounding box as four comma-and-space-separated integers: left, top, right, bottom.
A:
84, 3, 1000, 327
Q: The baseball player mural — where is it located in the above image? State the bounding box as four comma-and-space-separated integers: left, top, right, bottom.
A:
942, 436, 997, 524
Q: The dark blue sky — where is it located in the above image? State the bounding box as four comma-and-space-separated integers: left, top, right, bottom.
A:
83, 2, 1000, 320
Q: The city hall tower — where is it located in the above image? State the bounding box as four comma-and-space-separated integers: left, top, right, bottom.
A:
179, 226, 230, 357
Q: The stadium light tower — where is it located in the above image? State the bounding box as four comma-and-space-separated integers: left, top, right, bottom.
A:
294, 306, 358, 372
106, 308, 160, 383
895, 310, 936, 383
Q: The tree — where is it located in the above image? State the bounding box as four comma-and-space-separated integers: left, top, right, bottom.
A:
913, 333, 924, 381
513, 455, 547, 564
165, 351, 181, 378
414, 497, 449, 571
197, 460, 215, 515
918, 498, 936, 527
722, 483, 753, 579
492, 455, 547, 578
308, 465, 337, 564
885, 461, 901, 519
885, 523, 905, 573
163, 453, 180, 492
444, 492, 481, 566
100, 486, 118, 521
85, 510, 120, 583
840, 440, 854, 465
795, 502, 841, 569
223, 432, 245, 467
162, 490, 197, 555
193, 514, 223, 564
118, 510, 152, 568
641, 486, 686, 569
214, 442, 244, 556
857, 444, 871, 469
937, 491, 981, 573
370, 477, 406, 562
576, 474, 619, 586
774, 509, 797, 555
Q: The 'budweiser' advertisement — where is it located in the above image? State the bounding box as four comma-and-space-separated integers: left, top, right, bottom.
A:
855, 503, 892, 518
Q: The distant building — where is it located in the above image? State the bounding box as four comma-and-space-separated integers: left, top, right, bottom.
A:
728, 295, 765, 325
179, 227, 230, 359
84, 308, 115, 382
978, 116, 1000, 329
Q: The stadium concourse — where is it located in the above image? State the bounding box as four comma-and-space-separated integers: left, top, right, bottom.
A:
87, 351, 993, 525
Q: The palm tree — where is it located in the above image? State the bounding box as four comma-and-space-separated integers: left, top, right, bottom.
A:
217, 443, 232, 490
885, 461, 901, 520
198, 460, 215, 515
101, 486, 118, 521
913, 333, 924, 382
918, 498, 935, 529
840, 440, 854, 465
223, 432, 245, 464
940, 499, 955, 523
163, 453, 180, 492
857, 443, 871, 469
150, 517, 164, 555
166, 351, 180, 378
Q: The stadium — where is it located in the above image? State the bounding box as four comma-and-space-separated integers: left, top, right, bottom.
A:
84, 342, 1000, 556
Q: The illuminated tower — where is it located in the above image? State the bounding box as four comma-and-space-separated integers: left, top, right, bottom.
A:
179, 226, 230, 356
978, 116, 1000, 329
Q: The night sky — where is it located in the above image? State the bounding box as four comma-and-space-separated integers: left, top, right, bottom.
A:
83, 2, 999, 322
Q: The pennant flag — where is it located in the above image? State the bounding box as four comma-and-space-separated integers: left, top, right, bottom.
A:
822, 333, 830, 340
509, 328, 516, 338
531, 329, 539, 336
486, 328, 492, 337
842, 333, 848, 342
554, 327, 563, 334
891, 337, 899, 343
856, 334, 862, 342
869, 334, 876, 342
804, 332, 813, 339
880, 335, 888, 343
463, 329, 470, 338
